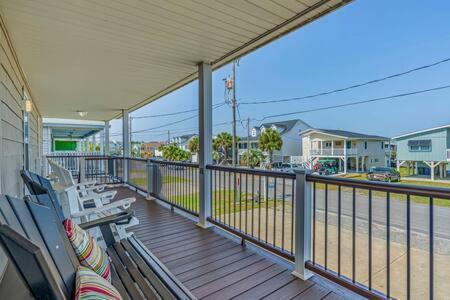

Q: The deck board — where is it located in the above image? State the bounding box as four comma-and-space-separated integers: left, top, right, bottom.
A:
116, 187, 363, 300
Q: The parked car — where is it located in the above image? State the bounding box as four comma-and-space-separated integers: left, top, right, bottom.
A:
314, 159, 338, 175
367, 167, 401, 182
279, 163, 301, 173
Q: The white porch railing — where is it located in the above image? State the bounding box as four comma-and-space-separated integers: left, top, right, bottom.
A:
310, 148, 357, 156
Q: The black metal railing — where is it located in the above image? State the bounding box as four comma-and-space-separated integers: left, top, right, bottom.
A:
46, 153, 122, 184
151, 160, 199, 216
305, 174, 450, 300
84, 156, 123, 184
206, 165, 296, 261
44, 153, 450, 299
127, 158, 148, 192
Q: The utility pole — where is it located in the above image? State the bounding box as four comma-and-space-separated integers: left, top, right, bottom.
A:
246, 117, 250, 167
167, 130, 171, 144
231, 60, 237, 166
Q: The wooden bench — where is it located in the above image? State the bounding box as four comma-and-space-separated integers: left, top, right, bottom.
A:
0, 193, 195, 299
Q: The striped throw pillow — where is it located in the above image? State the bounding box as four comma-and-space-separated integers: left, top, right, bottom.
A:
75, 266, 122, 300
64, 219, 111, 282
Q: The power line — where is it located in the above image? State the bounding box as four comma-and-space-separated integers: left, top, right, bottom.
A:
131, 102, 226, 119
254, 84, 450, 121
240, 57, 450, 105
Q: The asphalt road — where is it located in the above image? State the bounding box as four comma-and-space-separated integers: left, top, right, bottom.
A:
314, 188, 450, 240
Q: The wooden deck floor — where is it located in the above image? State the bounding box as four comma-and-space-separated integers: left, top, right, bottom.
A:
118, 187, 363, 300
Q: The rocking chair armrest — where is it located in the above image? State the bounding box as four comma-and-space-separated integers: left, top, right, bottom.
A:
79, 210, 134, 230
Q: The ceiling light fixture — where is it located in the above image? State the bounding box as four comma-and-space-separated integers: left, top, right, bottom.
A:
77, 111, 88, 117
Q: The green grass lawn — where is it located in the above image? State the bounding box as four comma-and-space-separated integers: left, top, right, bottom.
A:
129, 175, 190, 188
336, 172, 450, 207
167, 189, 288, 214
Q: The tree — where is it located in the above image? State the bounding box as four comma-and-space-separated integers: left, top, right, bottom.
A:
160, 144, 190, 161
259, 128, 282, 167
240, 149, 265, 168
213, 132, 239, 164
188, 136, 199, 153
213, 132, 232, 164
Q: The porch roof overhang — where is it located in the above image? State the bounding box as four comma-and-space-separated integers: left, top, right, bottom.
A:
43, 118, 104, 139
0, 0, 351, 121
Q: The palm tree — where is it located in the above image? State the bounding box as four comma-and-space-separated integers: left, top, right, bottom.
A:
213, 132, 233, 164
188, 136, 199, 153
160, 144, 190, 161
259, 128, 282, 167
240, 149, 265, 168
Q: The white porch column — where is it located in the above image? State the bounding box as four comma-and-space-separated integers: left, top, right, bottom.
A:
356, 156, 359, 172
343, 141, 347, 174
122, 109, 130, 182
197, 62, 213, 228
104, 121, 110, 155
331, 140, 334, 156
431, 162, 435, 181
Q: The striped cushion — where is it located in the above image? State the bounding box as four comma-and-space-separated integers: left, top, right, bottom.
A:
64, 219, 111, 282
75, 266, 122, 300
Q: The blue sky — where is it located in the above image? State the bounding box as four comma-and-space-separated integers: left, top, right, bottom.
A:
110, 0, 450, 142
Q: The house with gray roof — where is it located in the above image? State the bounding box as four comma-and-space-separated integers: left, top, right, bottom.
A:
392, 124, 450, 180
300, 128, 391, 173
170, 133, 197, 151
237, 119, 311, 163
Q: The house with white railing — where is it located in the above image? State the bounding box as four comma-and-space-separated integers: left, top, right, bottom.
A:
300, 128, 390, 173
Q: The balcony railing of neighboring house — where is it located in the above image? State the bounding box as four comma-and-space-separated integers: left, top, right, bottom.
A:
310, 148, 357, 156
46, 154, 450, 299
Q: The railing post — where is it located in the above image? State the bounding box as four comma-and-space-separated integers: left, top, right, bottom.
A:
146, 159, 156, 199
292, 169, 313, 280
79, 157, 86, 183
197, 62, 212, 228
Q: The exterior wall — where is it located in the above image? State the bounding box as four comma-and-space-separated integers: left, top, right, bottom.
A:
28, 107, 42, 172
276, 121, 310, 157
396, 128, 448, 162
0, 18, 41, 196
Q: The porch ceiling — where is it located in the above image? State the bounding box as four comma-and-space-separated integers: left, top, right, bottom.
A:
0, 0, 351, 121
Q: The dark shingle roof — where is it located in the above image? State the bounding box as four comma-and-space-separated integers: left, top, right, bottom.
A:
253, 119, 310, 136
306, 129, 389, 140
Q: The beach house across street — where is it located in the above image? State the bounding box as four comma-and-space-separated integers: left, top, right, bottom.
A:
393, 124, 450, 180
237, 119, 311, 163
301, 129, 390, 173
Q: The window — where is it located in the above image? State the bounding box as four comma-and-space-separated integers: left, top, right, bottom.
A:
364, 141, 367, 149
408, 139, 432, 152
325, 142, 332, 147
346, 141, 352, 149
